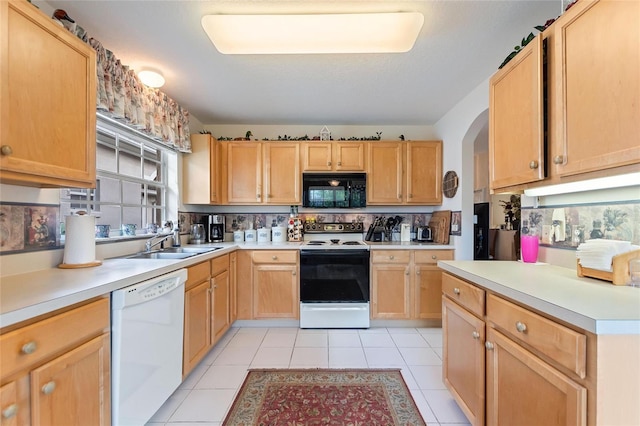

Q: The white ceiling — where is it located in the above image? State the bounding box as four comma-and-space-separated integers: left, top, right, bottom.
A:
43, 0, 561, 126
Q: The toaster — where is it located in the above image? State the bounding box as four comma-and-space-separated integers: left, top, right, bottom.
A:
416, 226, 433, 242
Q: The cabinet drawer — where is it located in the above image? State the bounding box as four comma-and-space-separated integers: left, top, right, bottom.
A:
371, 250, 411, 264
186, 261, 211, 289
0, 298, 109, 380
211, 254, 229, 274
252, 250, 298, 264
442, 273, 485, 317
487, 294, 587, 379
414, 250, 453, 264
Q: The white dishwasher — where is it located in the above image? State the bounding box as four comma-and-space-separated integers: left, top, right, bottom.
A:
111, 268, 187, 426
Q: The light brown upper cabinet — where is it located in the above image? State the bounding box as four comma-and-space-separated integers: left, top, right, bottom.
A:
551, 0, 639, 177
489, 35, 545, 191
301, 142, 366, 171
0, 0, 96, 188
221, 141, 300, 205
367, 141, 442, 205
183, 134, 220, 204
489, 0, 639, 193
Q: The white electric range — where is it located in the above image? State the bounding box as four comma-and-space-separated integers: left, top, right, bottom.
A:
299, 222, 370, 328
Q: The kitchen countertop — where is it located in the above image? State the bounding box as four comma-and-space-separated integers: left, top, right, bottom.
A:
438, 260, 640, 335
1, 240, 451, 328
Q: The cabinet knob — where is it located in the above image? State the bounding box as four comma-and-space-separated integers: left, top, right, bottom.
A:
553, 155, 565, 165
405, 269, 410, 275
529, 160, 539, 169
257, 194, 261, 199
267, 194, 271, 199
515, 321, 527, 333
272, 255, 278, 260
416, 270, 421, 275
398, 194, 402, 199
21, 341, 37, 355
432, 255, 437, 259
292, 271, 296, 276
1, 145, 12, 156
327, 161, 332, 166
41, 381, 56, 395
409, 194, 413, 198
453, 287, 460, 295
2, 404, 17, 419
337, 162, 342, 166
389, 255, 394, 260
472, 331, 480, 340
485, 341, 494, 350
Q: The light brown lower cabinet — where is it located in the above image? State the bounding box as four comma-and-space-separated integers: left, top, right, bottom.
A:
183, 254, 232, 377
252, 251, 299, 319
371, 250, 453, 320
0, 298, 110, 426
443, 271, 640, 426
442, 296, 485, 426
485, 328, 586, 426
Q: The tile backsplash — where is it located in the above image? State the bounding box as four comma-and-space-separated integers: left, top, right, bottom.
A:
522, 201, 639, 248
0, 204, 60, 254
2, 200, 637, 255
179, 212, 433, 236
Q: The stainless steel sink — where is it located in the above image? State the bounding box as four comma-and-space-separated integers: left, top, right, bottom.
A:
124, 246, 222, 260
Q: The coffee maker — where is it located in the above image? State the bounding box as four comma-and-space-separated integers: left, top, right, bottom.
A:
208, 214, 225, 242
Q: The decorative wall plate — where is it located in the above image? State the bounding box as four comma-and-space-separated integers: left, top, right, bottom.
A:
443, 170, 459, 198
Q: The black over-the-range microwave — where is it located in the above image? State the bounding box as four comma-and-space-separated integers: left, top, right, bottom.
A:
302, 173, 366, 208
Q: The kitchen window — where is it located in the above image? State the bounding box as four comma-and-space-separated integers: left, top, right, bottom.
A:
60, 117, 174, 237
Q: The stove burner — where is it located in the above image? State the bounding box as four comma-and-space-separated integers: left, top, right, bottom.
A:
307, 241, 325, 245
342, 241, 363, 245
330, 239, 340, 244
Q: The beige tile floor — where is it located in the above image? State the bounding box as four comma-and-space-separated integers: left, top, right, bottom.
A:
146, 327, 471, 426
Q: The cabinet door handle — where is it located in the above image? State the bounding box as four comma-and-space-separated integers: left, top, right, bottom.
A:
472, 331, 480, 340
529, 160, 539, 169
485, 341, 494, 350
1, 145, 13, 156
272, 255, 278, 260
2, 404, 17, 419
42, 381, 56, 395
553, 155, 565, 165
21, 341, 37, 355
453, 287, 460, 295
515, 321, 527, 333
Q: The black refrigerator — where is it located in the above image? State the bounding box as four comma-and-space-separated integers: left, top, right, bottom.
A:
474, 203, 490, 260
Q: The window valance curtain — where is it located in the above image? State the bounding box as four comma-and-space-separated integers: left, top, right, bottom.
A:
63, 23, 191, 152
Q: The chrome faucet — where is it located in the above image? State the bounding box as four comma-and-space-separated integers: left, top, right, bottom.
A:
144, 233, 173, 252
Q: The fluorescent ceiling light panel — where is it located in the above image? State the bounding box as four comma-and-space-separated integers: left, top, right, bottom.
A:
201, 12, 424, 54
523, 172, 640, 196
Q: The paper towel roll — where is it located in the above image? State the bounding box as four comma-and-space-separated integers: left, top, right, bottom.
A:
63, 214, 97, 265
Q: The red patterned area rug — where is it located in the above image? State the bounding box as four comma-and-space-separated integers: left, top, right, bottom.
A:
222, 369, 427, 426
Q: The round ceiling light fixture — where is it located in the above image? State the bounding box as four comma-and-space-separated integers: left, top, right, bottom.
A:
137, 69, 165, 88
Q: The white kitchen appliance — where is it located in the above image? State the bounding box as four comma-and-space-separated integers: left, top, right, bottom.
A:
300, 222, 370, 328
111, 269, 187, 426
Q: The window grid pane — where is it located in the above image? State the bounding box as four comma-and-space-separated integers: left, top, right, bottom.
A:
59, 118, 167, 237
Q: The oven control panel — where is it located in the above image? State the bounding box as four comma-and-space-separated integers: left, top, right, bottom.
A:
304, 222, 364, 233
